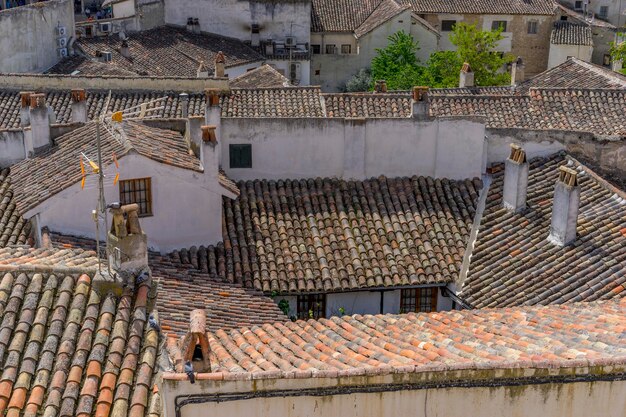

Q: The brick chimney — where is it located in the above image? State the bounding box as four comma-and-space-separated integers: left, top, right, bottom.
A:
459, 62, 474, 88
19, 91, 33, 126
502, 144, 528, 212
107, 203, 148, 272
214, 51, 225, 78
120, 40, 131, 59
412, 86, 429, 117
548, 166, 580, 246
71, 89, 88, 123
181, 309, 211, 373
374, 80, 387, 93
29, 93, 51, 150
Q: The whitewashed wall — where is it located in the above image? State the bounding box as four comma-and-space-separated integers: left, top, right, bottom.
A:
221, 116, 486, 181
548, 43, 593, 69
26, 154, 225, 253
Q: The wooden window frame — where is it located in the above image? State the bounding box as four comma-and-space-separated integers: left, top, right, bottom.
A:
229, 144, 252, 169
297, 294, 326, 320
119, 177, 153, 217
400, 288, 438, 313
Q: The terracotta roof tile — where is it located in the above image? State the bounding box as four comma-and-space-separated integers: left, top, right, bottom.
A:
518, 58, 626, 89
0, 169, 31, 248
324, 93, 412, 118
220, 87, 325, 118
312, 0, 408, 35
230, 65, 291, 89
165, 298, 626, 380
550, 21, 593, 46
400, 0, 555, 14
461, 153, 626, 308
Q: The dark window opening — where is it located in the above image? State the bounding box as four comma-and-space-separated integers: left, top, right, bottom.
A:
192, 345, 204, 361
297, 294, 326, 319
229, 144, 252, 168
400, 288, 438, 313
325, 44, 336, 54
491, 20, 507, 31
441, 20, 456, 31
341, 44, 352, 54
119, 178, 152, 217
311, 44, 321, 54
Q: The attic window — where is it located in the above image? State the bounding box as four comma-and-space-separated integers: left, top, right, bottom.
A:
400, 288, 438, 313
119, 178, 153, 217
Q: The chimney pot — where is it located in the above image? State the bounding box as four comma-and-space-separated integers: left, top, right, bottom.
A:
205, 88, 220, 106
20, 91, 34, 108
107, 203, 148, 272
214, 51, 225, 78
201, 125, 217, 144
120, 40, 131, 59
19, 91, 34, 127
189, 309, 206, 333
180, 93, 189, 118
71, 89, 88, 123
30, 93, 46, 109
548, 165, 580, 246
71, 89, 86, 103
459, 62, 474, 88
412, 86, 430, 117
503, 144, 529, 212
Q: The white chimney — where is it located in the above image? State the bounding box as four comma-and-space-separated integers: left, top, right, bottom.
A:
193, 18, 200, 34
179, 92, 189, 119
19, 91, 33, 127
459, 62, 474, 88
107, 203, 148, 272
548, 166, 580, 246
29, 93, 51, 150
204, 88, 222, 164
197, 61, 209, 78
502, 144, 528, 212
214, 51, 225, 78
186, 17, 194, 32
187, 115, 204, 160
71, 89, 88, 123
120, 40, 131, 59
412, 86, 429, 117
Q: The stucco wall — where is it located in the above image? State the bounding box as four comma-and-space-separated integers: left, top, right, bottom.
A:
28, 153, 225, 253
164, 0, 310, 44
137, 0, 166, 30
112, 0, 135, 18
161, 366, 626, 417
221, 116, 486, 181
0, 130, 26, 168
548, 43, 593, 68
0, 0, 75, 73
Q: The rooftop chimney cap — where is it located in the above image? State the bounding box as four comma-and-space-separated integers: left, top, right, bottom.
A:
201, 125, 218, 144
215, 51, 226, 64
30, 93, 46, 109
508, 143, 526, 164
412, 86, 429, 101
20, 91, 34, 108
461, 62, 472, 73
558, 165, 578, 187
71, 88, 86, 103
205, 88, 221, 106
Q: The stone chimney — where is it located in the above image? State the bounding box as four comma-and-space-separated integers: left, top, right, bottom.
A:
412, 86, 429, 117
548, 166, 580, 246
196, 61, 209, 78
120, 40, 131, 59
502, 144, 528, 212
107, 203, 148, 272
459, 62, 474, 88
19, 91, 33, 126
214, 51, 225, 78
29, 93, 51, 149
374, 80, 388, 93
71, 89, 88, 123
179, 92, 189, 119
181, 309, 211, 372
193, 18, 200, 34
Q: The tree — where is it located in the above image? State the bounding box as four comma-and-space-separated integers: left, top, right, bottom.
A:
421, 51, 464, 88
449, 22, 514, 86
371, 31, 423, 90
609, 41, 626, 74
344, 68, 373, 92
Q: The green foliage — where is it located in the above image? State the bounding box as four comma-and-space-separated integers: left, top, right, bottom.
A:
338, 307, 346, 316
278, 298, 290, 316
421, 51, 464, 88
344, 68, 373, 92
449, 22, 514, 86
609, 41, 626, 74
371, 31, 423, 90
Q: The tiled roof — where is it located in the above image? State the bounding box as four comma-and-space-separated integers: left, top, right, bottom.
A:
49, 26, 264, 77
518, 58, 626, 89
312, 0, 389, 32
220, 87, 326, 118
556, 3, 616, 29
172, 175, 483, 293
151, 252, 288, 336
9, 121, 201, 214
354, 0, 409, 38
0, 169, 30, 248
0, 246, 99, 272
429, 86, 516, 96
323, 93, 413, 118
0, 269, 160, 417
400, 0, 555, 14
461, 153, 626, 308
165, 298, 626, 380
230, 64, 291, 88
218, 170, 240, 197
550, 21, 593, 45
45, 55, 138, 77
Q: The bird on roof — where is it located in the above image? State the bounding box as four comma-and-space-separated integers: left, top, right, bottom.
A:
148, 313, 161, 333
185, 361, 195, 384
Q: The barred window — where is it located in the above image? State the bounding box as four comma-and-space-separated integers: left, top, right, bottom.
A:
119, 178, 153, 217
297, 294, 326, 319
400, 288, 438, 313
527, 21, 538, 34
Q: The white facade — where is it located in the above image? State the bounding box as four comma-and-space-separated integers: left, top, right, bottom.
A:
112, 0, 136, 18
548, 43, 593, 68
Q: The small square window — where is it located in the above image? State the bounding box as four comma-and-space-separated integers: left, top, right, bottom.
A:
341, 44, 351, 54
527, 21, 538, 34
297, 294, 326, 319
325, 44, 336, 54
560, 15, 568, 20
491, 20, 507, 31
315, 69, 320, 75
599, 6, 609, 18
119, 178, 153, 217
229, 144, 252, 168
574, 0, 582, 8
441, 20, 456, 31
251, 23, 259, 34
311, 44, 321, 54
400, 288, 438, 313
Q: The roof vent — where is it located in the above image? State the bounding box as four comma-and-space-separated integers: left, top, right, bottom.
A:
548, 165, 580, 246
181, 309, 211, 373
503, 144, 528, 212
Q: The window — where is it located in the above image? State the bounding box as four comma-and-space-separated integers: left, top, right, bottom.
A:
441, 20, 456, 31
400, 288, 438, 313
560, 15, 568, 20
251, 23, 259, 34
311, 44, 321, 54
229, 144, 252, 168
491, 20, 507, 31
297, 294, 326, 319
341, 44, 351, 54
315, 69, 320, 75
574, 0, 582, 9
325, 44, 336, 54
527, 21, 538, 34
599, 6, 609, 18
119, 178, 153, 217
